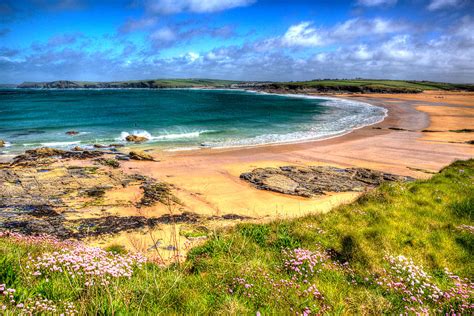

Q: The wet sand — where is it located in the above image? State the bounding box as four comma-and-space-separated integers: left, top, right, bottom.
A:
117, 91, 473, 219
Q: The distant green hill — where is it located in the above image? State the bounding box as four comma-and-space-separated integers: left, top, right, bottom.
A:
16, 78, 474, 93
263, 79, 474, 93
17, 78, 243, 89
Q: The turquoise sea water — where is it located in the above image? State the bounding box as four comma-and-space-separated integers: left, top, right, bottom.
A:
0, 89, 386, 154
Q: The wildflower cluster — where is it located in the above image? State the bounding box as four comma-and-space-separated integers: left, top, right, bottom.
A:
282, 248, 329, 279
0, 231, 77, 248
228, 248, 345, 314
1, 284, 77, 315
28, 245, 147, 286
375, 255, 473, 314
229, 271, 329, 315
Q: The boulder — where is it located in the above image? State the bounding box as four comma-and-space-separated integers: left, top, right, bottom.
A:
0, 140, 5, 147
93, 144, 108, 148
109, 143, 125, 148
125, 135, 148, 143
129, 151, 154, 161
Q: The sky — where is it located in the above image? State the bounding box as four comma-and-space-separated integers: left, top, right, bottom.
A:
0, 0, 473, 83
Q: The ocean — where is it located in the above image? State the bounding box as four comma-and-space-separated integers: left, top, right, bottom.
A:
0, 89, 386, 154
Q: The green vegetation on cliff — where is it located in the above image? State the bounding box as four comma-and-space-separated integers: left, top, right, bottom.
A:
0, 160, 473, 314
17, 78, 242, 89
16, 78, 474, 93
265, 79, 474, 93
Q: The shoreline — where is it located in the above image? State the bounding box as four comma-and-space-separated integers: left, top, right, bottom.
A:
0, 89, 388, 158
1, 90, 472, 256
118, 90, 472, 216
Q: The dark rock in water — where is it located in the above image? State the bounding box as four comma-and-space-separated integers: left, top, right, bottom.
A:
129, 150, 154, 161
109, 143, 125, 148
125, 135, 148, 143
0, 140, 5, 148
240, 165, 414, 197
66, 131, 79, 136
93, 144, 108, 148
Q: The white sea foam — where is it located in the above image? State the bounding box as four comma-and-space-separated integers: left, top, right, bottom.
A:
41, 141, 81, 147
119, 130, 215, 142
201, 95, 387, 149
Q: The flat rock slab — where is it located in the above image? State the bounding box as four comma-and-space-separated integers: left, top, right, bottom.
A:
240, 165, 414, 197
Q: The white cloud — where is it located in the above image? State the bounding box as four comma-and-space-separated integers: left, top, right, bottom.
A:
185, 51, 200, 62
281, 22, 324, 47
380, 35, 414, 60
353, 45, 373, 60
145, 0, 255, 14
276, 18, 406, 49
149, 27, 176, 42
332, 18, 406, 38
357, 0, 397, 7
119, 17, 157, 33
427, 0, 462, 11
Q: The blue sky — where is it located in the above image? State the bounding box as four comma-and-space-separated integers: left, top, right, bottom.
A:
0, 0, 473, 83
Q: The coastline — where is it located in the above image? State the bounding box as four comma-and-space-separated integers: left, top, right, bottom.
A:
0, 89, 388, 156
1, 89, 473, 257
116, 90, 473, 219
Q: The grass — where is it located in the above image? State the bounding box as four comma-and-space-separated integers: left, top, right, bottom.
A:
18, 78, 474, 92
1, 159, 473, 314
266, 79, 474, 93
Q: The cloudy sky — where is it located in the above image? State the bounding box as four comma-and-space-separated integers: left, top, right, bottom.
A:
1, 0, 473, 83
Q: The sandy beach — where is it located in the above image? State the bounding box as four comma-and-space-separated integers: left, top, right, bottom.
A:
114, 91, 473, 220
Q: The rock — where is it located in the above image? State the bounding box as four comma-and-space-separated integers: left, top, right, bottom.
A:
72, 146, 84, 151
95, 158, 120, 168
93, 144, 108, 148
0, 140, 5, 147
116, 155, 130, 161
109, 143, 125, 148
11, 147, 105, 166
125, 135, 148, 143
139, 181, 180, 206
66, 131, 79, 135
240, 165, 414, 197
129, 151, 154, 161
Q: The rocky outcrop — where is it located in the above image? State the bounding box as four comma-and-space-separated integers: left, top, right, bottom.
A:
240, 165, 414, 197
0, 153, 181, 238
0, 140, 5, 148
129, 150, 154, 161
125, 135, 148, 143
11, 147, 104, 166
139, 181, 181, 206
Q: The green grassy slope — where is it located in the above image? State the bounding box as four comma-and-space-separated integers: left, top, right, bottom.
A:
17, 78, 474, 92
0, 160, 473, 314
265, 79, 474, 93
17, 78, 242, 89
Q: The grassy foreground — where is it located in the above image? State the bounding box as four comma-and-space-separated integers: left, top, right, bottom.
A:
1, 160, 473, 314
